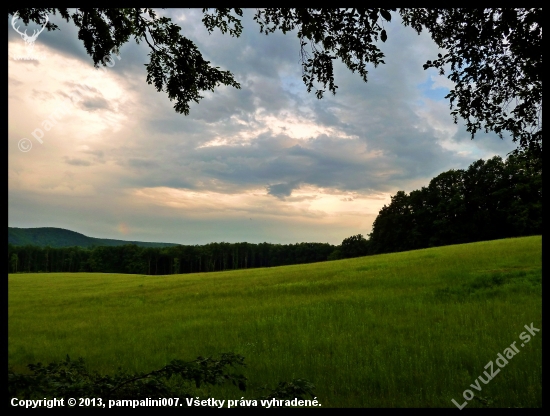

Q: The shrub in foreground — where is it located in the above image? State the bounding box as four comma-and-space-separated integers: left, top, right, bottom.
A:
8, 353, 315, 407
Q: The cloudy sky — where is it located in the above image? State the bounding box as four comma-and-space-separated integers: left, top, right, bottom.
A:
8, 9, 517, 246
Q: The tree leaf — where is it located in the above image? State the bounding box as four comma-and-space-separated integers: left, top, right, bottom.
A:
380, 10, 392, 22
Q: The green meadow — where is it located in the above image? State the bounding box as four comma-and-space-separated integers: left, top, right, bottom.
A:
8, 236, 542, 408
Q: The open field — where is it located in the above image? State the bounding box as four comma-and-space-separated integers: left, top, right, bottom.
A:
8, 236, 542, 407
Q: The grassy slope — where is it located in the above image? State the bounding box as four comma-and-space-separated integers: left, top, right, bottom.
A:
8, 236, 541, 407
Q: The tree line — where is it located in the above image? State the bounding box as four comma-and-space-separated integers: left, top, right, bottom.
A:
8, 150, 541, 274
7, 241, 335, 275
328, 150, 541, 259
365, 150, 542, 255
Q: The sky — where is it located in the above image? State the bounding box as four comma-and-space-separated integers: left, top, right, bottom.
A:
7, 9, 518, 246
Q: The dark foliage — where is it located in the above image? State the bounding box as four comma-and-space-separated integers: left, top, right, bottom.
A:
8, 353, 315, 406
7, 241, 336, 275
368, 150, 542, 254
340, 234, 370, 259
400, 8, 542, 157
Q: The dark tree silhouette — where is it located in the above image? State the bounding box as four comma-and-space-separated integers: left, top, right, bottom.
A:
368, 150, 542, 255
340, 234, 370, 259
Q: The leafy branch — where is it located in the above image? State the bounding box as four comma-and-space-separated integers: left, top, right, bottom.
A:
8, 353, 315, 406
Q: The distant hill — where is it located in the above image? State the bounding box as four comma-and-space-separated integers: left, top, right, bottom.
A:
8, 227, 179, 248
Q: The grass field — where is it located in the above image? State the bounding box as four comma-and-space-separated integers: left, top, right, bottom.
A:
8, 236, 542, 407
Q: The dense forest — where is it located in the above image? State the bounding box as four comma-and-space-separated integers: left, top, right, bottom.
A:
8, 150, 541, 275
366, 150, 542, 255
7, 241, 336, 275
